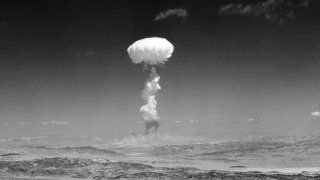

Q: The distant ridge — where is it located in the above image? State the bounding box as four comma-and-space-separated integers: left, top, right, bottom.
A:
25, 145, 119, 155
59, 146, 119, 155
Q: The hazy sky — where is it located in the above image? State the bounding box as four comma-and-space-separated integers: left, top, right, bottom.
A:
0, 0, 320, 138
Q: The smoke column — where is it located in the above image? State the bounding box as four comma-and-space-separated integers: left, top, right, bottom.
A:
127, 37, 174, 133
140, 67, 161, 121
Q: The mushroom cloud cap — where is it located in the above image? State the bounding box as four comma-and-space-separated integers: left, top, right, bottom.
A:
127, 37, 174, 66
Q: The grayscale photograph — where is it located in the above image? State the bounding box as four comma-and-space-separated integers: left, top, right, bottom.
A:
0, 0, 320, 179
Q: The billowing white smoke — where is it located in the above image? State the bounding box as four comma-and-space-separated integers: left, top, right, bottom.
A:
127, 37, 174, 122
140, 67, 161, 121
128, 37, 174, 66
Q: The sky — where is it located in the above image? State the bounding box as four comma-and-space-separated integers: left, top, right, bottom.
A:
0, 0, 320, 138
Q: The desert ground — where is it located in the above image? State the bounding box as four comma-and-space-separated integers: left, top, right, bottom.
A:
1, 134, 320, 179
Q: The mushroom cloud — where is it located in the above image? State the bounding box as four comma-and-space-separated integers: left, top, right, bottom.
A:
127, 37, 174, 134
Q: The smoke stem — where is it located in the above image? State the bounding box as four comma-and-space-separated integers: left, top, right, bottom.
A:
140, 67, 161, 121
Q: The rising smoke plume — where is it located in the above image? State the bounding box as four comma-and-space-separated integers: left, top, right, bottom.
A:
127, 37, 174, 130
140, 67, 161, 121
